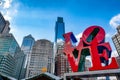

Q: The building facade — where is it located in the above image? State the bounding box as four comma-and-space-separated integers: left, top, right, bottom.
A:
54, 17, 71, 78
26, 39, 53, 78
112, 25, 120, 56
112, 25, 120, 69
0, 33, 25, 79
55, 17, 65, 42
0, 12, 6, 34
21, 34, 35, 53
55, 43, 71, 78
111, 25, 120, 80
0, 12, 25, 79
0, 53, 16, 77
0, 12, 10, 35
0, 34, 19, 56
21, 34, 35, 79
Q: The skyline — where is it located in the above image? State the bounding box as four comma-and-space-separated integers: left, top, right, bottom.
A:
0, 0, 120, 57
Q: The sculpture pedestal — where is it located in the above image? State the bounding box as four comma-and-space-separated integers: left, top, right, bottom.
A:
64, 69, 120, 80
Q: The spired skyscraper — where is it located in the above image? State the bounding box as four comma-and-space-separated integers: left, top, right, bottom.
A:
55, 17, 65, 42
54, 17, 72, 78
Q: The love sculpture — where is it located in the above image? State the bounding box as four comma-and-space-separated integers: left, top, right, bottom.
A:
63, 26, 119, 72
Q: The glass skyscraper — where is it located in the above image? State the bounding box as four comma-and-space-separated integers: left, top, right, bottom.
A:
55, 17, 65, 42
21, 34, 35, 79
0, 12, 10, 35
54, 17, 71, 78
0, 34, 19, 56
21, 34, 35, 69
0, 12, 25, 79
21, 34, 35, 53
0, 33, 25, 79
0, 53, 16, 77
0, 12, 6, 33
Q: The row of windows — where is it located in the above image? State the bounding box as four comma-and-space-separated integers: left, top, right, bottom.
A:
0, 66, 14, 74
0, 69, 14, 77
30, 62, 47, 66
1, 60, 15, 68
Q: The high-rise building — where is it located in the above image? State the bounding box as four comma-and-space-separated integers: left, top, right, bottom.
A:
55, 17, 65, 42
21, 34, 35, 53
21, 34, 35, 79
0, 12, 6, 33
54, 17, 71, 78
111, 25, 120, 80
112, 25, 120, 69
55, 44, 71, 78
0, 53, 16, 77
26, 39, 53, 78
0, 33, 19, 56
112, 25, 120, 56
0, 12, 10, 35
0, 12, 25, 79
14, 48, 25, 80
0, 33, 25, 79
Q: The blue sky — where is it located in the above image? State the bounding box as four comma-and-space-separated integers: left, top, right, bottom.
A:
0, 0, 120, 56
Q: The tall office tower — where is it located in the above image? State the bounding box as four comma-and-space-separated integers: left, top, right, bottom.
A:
112, 25, 120, 56
54, 17, 71, 77
26, 39, 53, 78
14, 47, 25, 80
55, 17, 65, 42
21, 34, 35, 54
0, 53, 16, 77
55, 43, 71, 78
54, 17, 65, 74
21, 34, 35, 79
0, 34, 19, 56
0, 33, 25, 79
0, 12, 10, 35
0, 12, 25, 79
0, 12, 6, 33
112, 25, 120, 80
112, 25, 120, 68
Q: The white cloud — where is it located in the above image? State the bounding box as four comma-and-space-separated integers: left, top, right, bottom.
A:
105, 33, 111, 38
0, 0, 19, 21
0, 0, 21, 45
105, 33, 113, 42
111, 50, 119, 57
57, 39, 64, 43
75, 32, 82, 41
109, 14, 120, 28
3, 0, 12, 9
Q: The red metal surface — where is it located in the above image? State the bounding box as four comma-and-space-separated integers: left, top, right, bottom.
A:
63, 26, 119, 72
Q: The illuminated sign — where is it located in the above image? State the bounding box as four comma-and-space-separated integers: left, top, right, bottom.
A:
63, 26, 119, 72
